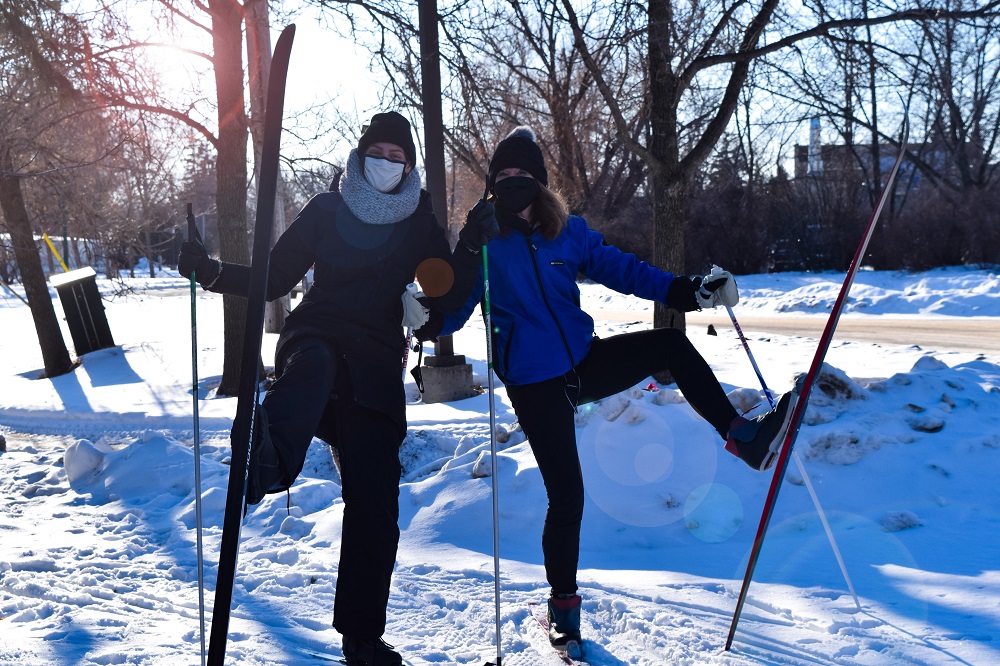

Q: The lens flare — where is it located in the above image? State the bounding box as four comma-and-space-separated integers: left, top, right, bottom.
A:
684, 482, 743, 543
579, 407, 719, 528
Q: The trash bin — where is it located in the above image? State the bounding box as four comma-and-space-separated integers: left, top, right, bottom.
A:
49, 267, 115, 356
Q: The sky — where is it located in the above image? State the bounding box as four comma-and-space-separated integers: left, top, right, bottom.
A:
67, 0, 386, 163
271, 5, 384, 157
1, 265, 998, 664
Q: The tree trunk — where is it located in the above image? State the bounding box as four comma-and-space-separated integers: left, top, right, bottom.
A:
209, 0, 251, 396
0, 147, 74, 377
245, 0, 269, 179
246, 0, 290, 334
651, 169, 689, 385
648, 0, 686, 383
145, 229, 155, 277
863, 0, 882, 211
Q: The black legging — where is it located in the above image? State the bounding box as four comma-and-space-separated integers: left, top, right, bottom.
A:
505, 327, 738, 595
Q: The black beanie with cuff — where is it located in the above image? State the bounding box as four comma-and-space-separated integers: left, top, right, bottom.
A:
357, 111, 417, 165
488, 126, 548, 189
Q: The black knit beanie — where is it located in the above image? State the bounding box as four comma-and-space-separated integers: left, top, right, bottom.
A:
488, 126, 548, 188
357, 111, 417, 165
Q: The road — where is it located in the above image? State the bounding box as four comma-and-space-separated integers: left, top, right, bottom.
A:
588, 309, 1000, 355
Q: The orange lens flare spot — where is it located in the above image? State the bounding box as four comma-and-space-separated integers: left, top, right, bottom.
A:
415, 258, 454, 297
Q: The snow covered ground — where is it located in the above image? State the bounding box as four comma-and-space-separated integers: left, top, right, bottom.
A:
1, 266, 998, 665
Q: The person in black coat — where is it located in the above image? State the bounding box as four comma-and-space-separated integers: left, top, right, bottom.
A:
179, 111, 497, 666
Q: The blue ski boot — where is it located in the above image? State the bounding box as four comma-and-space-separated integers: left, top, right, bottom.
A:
548, 593, 583, 658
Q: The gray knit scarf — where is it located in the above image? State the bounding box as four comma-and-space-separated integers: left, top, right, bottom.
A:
339, 149, 422, 225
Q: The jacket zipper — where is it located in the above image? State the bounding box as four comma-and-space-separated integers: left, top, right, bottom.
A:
525, 235, 576, 371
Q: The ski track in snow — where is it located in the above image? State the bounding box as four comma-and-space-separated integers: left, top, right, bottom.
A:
2, 270, 1000, 665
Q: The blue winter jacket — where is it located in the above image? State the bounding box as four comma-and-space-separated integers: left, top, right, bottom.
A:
440, 215, 676, 386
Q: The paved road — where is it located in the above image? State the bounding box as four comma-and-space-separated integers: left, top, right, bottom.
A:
589, 309, 1000, 355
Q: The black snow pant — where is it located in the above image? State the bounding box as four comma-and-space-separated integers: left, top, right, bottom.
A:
504, 327, 739, 596
257, 336, 402, 638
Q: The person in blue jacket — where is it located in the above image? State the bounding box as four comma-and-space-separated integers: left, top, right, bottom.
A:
415, 127, 796, 658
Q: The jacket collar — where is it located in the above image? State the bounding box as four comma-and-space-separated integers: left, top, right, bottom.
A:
497, 207, 536, 239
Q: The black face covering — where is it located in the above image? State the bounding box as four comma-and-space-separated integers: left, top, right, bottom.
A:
492, 176, 538, 214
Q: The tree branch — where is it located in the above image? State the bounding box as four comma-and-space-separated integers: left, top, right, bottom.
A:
692, 3, 1000, 73
559, 0, 653, 165
90, 41, 214, 66
679, 0, 779, 173
103, 99, 219, 148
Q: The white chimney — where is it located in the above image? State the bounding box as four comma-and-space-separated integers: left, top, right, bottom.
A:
809, 117, 822, 175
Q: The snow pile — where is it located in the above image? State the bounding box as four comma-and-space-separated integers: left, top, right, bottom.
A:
799, 355, 999, 466
579, 265, 1000, 317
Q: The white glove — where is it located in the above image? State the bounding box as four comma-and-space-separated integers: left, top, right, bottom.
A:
696, 265, 739, 309
401, 282, 429, 328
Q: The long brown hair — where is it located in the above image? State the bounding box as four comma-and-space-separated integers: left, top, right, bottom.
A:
532, 183, 568, 241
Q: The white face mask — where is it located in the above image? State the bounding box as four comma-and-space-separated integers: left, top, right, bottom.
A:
363, 156, 407, 193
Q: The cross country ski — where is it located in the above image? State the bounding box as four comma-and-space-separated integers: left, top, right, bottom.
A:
206, 24, 295, 666
725, 114, 910, 651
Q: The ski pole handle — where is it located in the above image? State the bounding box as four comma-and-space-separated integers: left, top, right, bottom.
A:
187, 203, 200, 245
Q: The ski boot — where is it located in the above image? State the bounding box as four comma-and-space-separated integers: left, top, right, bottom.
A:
547, 593, 583, 659
342, 635, 403, 666
725, 390, 798, 471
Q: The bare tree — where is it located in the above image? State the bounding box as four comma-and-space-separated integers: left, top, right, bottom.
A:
0, 146, 75, 377
903, 2, 1000, 195
757, 1, 1000, 268
308, 0, 649, 237
88, 0, 264, 393
562, 1, 1000, 334
0, 1, 114, 377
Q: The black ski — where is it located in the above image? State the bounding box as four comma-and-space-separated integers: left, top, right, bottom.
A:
724, 115, 909, 651
207, 24, 295, 666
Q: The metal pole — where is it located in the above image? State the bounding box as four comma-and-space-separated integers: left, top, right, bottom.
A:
483, 244, 502, 666
418, 0, 447, 223
418, 0, 460, 363
187, 204, 208, 666
61, 196, 69, 270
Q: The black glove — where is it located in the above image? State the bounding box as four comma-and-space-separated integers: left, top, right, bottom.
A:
178, 240, 221, 286
413, 300, 444, 342
664, 275, 702, 312
458, 199, 500, 254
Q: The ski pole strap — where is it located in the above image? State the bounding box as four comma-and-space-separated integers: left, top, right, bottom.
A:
410, 345, 425, 393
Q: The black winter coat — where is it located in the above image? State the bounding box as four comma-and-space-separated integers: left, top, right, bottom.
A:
209, 188, 478, 433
